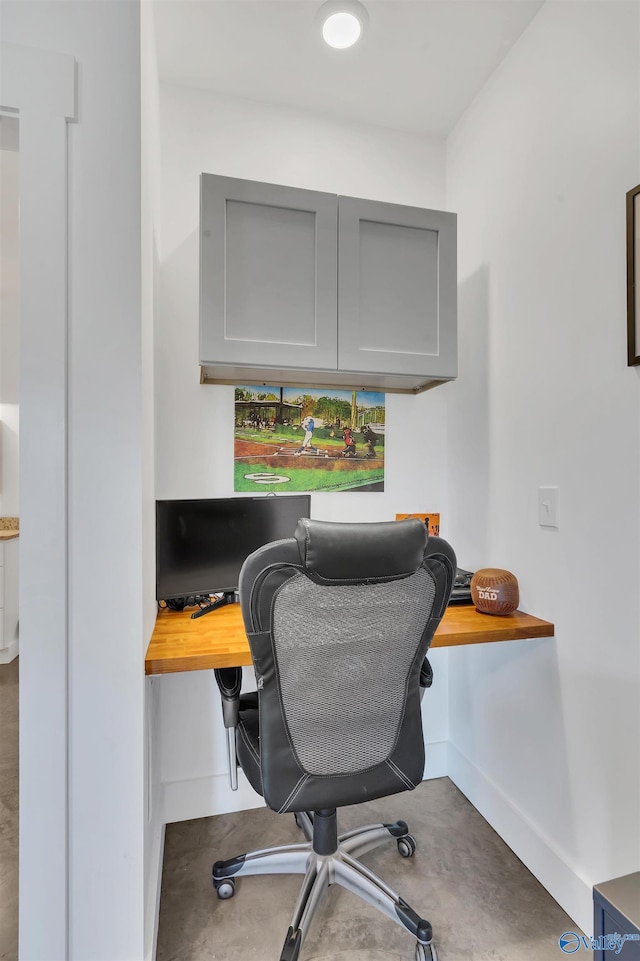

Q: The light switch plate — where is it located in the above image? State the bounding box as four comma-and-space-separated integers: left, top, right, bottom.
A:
538, 486, 559, 528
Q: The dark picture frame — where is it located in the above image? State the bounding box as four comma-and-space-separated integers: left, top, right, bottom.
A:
626, 183, 640, 365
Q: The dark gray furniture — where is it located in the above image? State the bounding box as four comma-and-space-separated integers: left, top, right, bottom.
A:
212, 518, 456, 961
593, 873, 640, 960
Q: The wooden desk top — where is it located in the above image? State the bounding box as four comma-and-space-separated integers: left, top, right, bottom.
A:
0, 517, 19, 540
145, 602, 554, 676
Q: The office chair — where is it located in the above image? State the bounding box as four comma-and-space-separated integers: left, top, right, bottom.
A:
213, 518, 456, 961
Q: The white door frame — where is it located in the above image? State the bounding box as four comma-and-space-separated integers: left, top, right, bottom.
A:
1, 42, 76, 960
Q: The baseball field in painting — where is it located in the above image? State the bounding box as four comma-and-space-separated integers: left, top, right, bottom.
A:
234, 385, 385, 493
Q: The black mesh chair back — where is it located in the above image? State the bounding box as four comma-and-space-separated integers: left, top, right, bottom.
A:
236, 518, 456, 815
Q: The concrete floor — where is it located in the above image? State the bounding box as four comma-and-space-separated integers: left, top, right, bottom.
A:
157, 777, 579, 961
0, 658, 18, 961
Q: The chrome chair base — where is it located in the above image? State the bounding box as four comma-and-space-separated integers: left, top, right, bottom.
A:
213, 813, 437, 961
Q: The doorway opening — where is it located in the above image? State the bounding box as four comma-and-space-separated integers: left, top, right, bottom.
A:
0, 111, 20, 961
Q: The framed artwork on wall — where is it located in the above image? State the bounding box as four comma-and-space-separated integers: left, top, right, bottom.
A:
626, 183, 640, 366
234, 384, 386, 493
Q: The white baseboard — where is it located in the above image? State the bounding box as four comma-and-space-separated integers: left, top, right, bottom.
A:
162, 770, 266, 825
423, 739, 448, 781
144, 818, 165, 961
0, 639, 18, 663
447, 741, 593, 935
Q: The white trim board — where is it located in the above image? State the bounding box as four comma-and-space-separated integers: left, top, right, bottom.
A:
1, 40, 76, 961
0, 639, 19, 664
423, 740, 448, 781
162, 771, 266, 826
145, 820, 165, 961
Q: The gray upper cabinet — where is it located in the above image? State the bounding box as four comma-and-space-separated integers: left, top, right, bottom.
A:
338, 196, 456, 381
200, 175, 338, 370
199, 174, 457, 393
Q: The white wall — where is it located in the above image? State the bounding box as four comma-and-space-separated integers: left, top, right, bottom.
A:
3, 2, 150, 958
446, 0, 640, 933
155, 85, 453, 822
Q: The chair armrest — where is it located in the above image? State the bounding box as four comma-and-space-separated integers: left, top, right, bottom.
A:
214, 668, 243, 791
419, 657, 433, 701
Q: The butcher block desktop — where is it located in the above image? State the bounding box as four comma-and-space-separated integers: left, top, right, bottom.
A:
145, 602, 555, 675
0, 518, 19, 541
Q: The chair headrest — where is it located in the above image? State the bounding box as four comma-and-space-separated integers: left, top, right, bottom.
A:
294, 518, 427, 583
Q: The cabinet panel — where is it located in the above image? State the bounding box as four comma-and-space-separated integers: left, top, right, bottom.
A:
358, 219, 439, 355
200, 175, 338, 370
338, 196, 457, 379
225, 201, 316, 346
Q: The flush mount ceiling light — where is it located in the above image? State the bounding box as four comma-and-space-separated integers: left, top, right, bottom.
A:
317, 0, 369, 49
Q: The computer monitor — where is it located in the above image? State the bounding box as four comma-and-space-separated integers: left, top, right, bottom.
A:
155, 494, 311, 602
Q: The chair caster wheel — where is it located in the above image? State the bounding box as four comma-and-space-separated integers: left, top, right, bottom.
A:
397, 834, 416, 858
213, 877, 235, 900
416, 941, 438, 961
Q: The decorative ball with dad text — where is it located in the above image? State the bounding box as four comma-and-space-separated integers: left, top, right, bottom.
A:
470, 568, 519, 615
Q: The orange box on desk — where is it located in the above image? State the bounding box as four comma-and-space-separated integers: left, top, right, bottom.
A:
395, 513, 440, 537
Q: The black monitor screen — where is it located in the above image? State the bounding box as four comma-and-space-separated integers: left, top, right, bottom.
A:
155, 495, 311, 601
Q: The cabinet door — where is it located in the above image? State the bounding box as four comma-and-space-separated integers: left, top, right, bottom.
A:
200, 175, 338, 370
338, 197, 457, 379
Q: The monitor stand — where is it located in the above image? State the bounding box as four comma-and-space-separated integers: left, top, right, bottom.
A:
191, 591, 237, 620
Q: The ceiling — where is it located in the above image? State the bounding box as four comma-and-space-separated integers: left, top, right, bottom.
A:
153, 0, 543, 137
